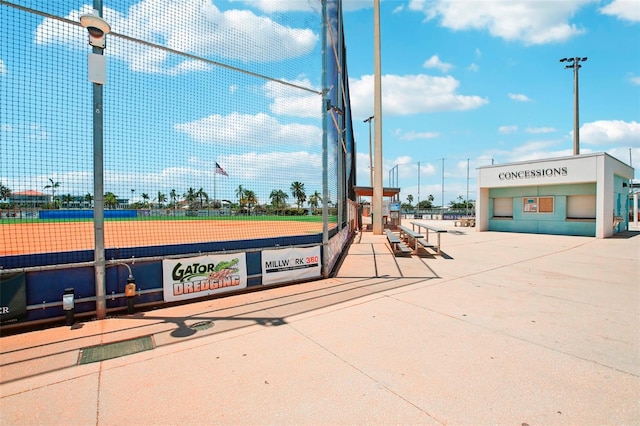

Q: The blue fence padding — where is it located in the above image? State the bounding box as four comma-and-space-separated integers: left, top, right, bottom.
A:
1, 227, 339, 324
38, 210, 138, 219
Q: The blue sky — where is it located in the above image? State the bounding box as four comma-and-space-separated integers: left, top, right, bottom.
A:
342, 0, 639, 204
1, 0, 638, 207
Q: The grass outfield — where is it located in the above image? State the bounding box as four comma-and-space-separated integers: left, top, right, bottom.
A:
0, 215, 337, 224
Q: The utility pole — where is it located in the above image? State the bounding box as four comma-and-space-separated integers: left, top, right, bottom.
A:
560, 57, 587, 155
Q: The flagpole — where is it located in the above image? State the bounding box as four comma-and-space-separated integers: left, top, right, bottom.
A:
214, 163, 217, 207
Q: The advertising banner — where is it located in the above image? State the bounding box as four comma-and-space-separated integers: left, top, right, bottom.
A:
261, 246, 321, 285
0, 272, 27, 323
163, 253, 247, 302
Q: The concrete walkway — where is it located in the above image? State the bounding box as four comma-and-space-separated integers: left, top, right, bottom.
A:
1, 221, 639, 425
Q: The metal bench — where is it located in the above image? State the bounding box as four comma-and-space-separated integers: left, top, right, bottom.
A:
398, 225, 434, 253
385, 229, 412, 256
409, 221, 447, 255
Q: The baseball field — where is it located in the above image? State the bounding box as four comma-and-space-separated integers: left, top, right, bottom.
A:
0, 216, 334, 256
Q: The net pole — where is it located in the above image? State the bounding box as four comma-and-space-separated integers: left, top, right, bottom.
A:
92, 0, 106, 319
321, 0, 329, 278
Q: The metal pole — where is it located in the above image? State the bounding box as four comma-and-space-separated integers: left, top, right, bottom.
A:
372, 0, 383, 234
466, 158, 470, 216
573, 60, 580, 155
441, 158, 445, 219
364, 115, 374, 186
417, 161, 420, 211
320, 0, 329, 277
93, 0, 106, 319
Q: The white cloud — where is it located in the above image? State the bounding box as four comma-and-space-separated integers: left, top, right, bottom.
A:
600, 0, 640, 22
349, 74, 488, 117
174, 112, 321, 148
35, 1, 318, 74
526, 127, 556, 134
0, 59, 6, 75
580, 120, 640, 146
408, 0, 591, 45
508, 93, 532, 102
423, 54, 454, 73
263, 77, 321, 118
630, 75, 640, 86
393, 4, 405, 14
467, 63, 479, 72
395, 129, 440, 140
231, 0, 316, 13
498, 125, 518, 134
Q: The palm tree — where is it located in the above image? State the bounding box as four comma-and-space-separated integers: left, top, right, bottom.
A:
196, 188, 209, 208
104, 192, 118, 209
244, 189, 257, 212
157, 191, 167, 208
62, 193, 73, 208
309, 191, 322, 213
0, 182, 12, 201
84, 192, 93, 208
169, 189, 178, 210
44, 178, 60, 205
141, 193, 150, 207
290, 181, 306, 209
269, 189, 289, 213
235, 185, 244, 206
407, 194, 413, 206
184, 187, 197, 209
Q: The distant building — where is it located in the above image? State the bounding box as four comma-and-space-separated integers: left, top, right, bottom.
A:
9, 190, 50, 207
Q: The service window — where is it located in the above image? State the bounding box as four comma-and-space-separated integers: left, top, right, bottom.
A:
566, 194, 596, 219
493, 197, 513, 218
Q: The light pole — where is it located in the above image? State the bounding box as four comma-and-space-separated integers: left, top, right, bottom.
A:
364, 115, 374, 186
80, 5, 110, 319
372, 0, 383, 235
560, 57, 587, 155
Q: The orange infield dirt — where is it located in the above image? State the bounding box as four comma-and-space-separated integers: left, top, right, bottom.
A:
0, 220, 330, 256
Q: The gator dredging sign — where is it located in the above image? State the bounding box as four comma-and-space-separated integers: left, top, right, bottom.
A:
162, 253, 247, 302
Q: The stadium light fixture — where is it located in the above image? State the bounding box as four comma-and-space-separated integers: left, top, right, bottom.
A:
560, 56, 588, 155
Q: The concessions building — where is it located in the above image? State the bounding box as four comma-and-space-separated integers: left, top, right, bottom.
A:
476, 153, 634, 238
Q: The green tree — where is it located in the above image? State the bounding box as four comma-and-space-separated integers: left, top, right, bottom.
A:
196, 188, 209, 208
44, 178, 60, 205
244, 190, 257, 211
105, 192, 118, 209
169, 189, 178, 209
62, 193, 73, 208
0, 182, 12, 201
184, 187, 197, 209
308, 190, 322, 212
235, 185, 244, 207
269, 189, 289, 212
156, 191, 167, 208
84, 193, 93, 208
406, 194, 413, 207
141, 193, 150, 207
290, 181, 306, 209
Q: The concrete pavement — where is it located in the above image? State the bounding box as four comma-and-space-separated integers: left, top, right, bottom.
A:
1, 221, 639, 425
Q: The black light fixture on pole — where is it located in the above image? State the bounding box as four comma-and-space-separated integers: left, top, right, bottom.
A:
560, 57, 587, 155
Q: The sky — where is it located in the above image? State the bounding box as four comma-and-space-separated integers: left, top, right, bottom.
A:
341, 0, 639, 204
1, 0, 639, 207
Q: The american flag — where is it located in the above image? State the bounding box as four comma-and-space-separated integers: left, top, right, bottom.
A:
215, 162, 229, 177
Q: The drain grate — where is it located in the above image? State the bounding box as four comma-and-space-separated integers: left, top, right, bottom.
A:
78, 335, 154, 365
189, 320, 214, 331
